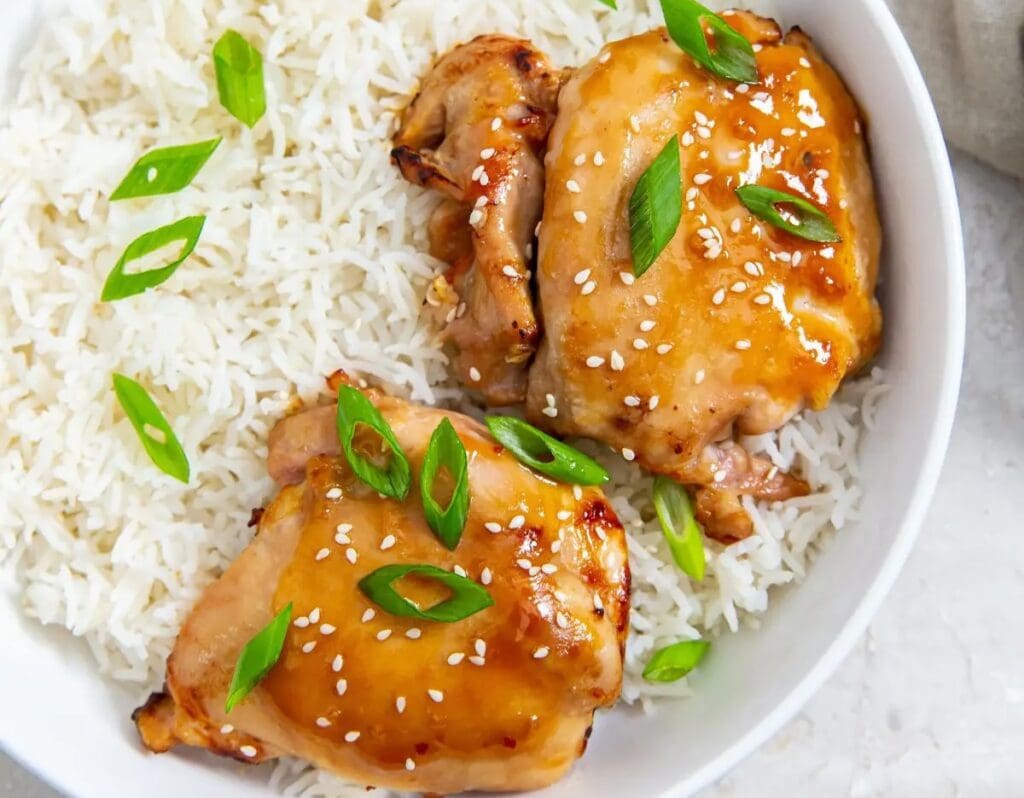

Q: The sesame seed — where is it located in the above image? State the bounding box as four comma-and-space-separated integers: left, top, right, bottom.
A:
361, 608, 375, 623
640, 319, 656, 332
736, 83, 750, 93
471, 165, 485, 182
736, 339, 752, 350
502, 265, 518, 278
574, 268, 591, 285
475, 639, 487, 657
481, 567, 493, 585
573, 210, 588, 224
594, 151, 605, 166
542, 407, 558, 418
713, 469, 727, 483
377, 629, 392, 641
453, 564, 467, 577
380, 534, 396, 550
475, 196, 487, 209
566, 179, 581, 193
730, 218, 742, 234
649, 395, 660, 410
220, 724, 234, 734
406, 628, 422, 639
346, 548, 357, 564
744, 261, 764, 276
344, 731, 360, 743
468, 209, 484, 226
799, 56, 811, 68
484, 521, 503, 533
335, 678, 348, 696
619, 271, 635, 285
573, 485, 583, 500
695, 369, 706, 384
325, 488, 342, 500
610, 350, 625, 371
633, 338, 649, 350
551, 539, 562, 553
574, 153, 587, 166
754, 293, 771, 305
309, 608, 321, 623
792, 251, 803, 266
686, 187, 699, 202
695, 110, 709, 125
581, 280, 596, 296
509, 514, 526, 529
622, 448, 637, 462
396, 696, 406, 713
656, 343, 674, 355
533, 647, 550, 659
555, 589, 568, 602
595, 528, 607, 541
712, 288, 727, 305
557, 510, 572, 521
491, 117, 502, 131
447, 652, 465, 665
428, 689, 444, 703
240, 745, 258, 758
481, 147, 496, 159
545, 393, 556, 406
469, 655, 486, 666
682, 131, 695, 146
781, 127, 796, 137
731, 281, 748, 293
517, 558, 533, 570
541, 563, 558, 574
594, 594, 604, 611
335, 520, 352, 534
315, 547, 330, 561
696, 125, 711, 139
556, 612, 569, 629
693, 173, 712, 186
643, 294, 658, 306
586, 356, 605, 368
302, 641, 317, 653
599, 50, 611, 64
624, 395, 641, 407
320, 623, 336, 635
529, 566, 541, 576
406, 758, 416, 771
332, 654, 344, 672
293, 616, 310, 628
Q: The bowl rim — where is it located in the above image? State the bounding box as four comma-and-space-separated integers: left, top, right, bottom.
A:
662, 0, 966, 793
0, 0, 966, 795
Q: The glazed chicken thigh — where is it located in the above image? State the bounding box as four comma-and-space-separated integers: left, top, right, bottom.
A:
135, 391, 629, 794
526, 13, 882, 540
393, 36, 561, 406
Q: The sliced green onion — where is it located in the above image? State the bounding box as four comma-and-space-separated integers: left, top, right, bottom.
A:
597, 0, 618, 7
485, 416, 608, 486
420, 418, 470, 551
213, 30, 267, 128
653, 477, 706, 581
225, 602, 292, 713
358, 564, 494, 623
735, 185, 842, 243
643, 639, 711, 682
109, 138, 222, 201
112, 373, 190, 483
660, 0, 759, 83
101, 216, 205, 302
335, 385, 412, 500
629, 135, 681, 278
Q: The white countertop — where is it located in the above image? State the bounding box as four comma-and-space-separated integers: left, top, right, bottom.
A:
2, 150, 1021, 798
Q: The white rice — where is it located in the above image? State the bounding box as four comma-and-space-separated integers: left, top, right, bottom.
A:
0, 0, 885, 792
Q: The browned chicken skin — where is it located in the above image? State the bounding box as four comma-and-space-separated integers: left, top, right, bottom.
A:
525, 14, 882, 541
135, 392, 630, 794
393, 35, 561, 406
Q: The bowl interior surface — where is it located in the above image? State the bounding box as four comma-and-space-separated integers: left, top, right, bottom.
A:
0, 0, 964, 796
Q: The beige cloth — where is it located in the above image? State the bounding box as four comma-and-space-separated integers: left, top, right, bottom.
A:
887, 0, 1024, 178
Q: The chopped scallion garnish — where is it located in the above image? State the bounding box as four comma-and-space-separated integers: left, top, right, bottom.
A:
597, 0, 618, 7
642, 639, 710, 682
660, 0, 759, 83
735, 185, 842, 243
420, 418, 470, 551
213, 30, 267, 128
485, 416, 609, 486
652, 477, 706, 581
629, 135, 682, 278
101, 215, 205, 301
112, 373, 190, 483
358, 564, 494, 623
335, 386, 412, 500
109, 138, 222, 201
225, 602, 293, 713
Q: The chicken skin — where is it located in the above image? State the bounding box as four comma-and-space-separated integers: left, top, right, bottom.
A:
393, 36, 561, 406
134, 391, 630, 794
526, 13, 882, 540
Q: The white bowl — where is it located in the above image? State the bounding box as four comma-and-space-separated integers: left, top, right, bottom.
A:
0, 0, 964, 795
